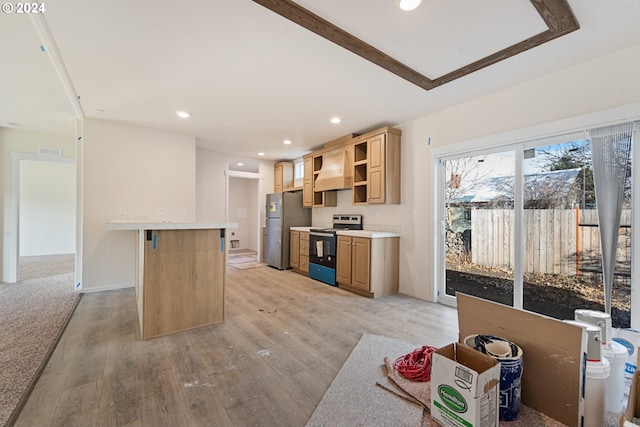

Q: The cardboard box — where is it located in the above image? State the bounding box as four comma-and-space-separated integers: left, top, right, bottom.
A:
613, 328, 640, 396
621, 348, 640, 427
457, 293, 587, 427
431, 342, 501, 427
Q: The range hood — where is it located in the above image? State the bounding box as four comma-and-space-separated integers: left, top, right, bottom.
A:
313, 148, 353, 192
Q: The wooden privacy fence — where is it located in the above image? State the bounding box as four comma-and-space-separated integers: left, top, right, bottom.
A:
470, 209, 631, 275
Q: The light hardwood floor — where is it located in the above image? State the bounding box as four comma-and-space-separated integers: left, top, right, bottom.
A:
15, 265, 458, 427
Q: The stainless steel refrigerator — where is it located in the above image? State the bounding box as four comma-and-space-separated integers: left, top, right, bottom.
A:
264, 192, 311, 269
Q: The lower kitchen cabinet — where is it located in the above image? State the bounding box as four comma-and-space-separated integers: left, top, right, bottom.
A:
336, 235, 399, 297
290, 230, 309, 274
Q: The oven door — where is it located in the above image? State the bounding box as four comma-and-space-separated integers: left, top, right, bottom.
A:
309, 232, 336, 269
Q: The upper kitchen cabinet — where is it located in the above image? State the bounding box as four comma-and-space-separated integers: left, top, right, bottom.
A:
274, 161, 294, 193
302, 156, 313, 207
298, 126, 400, 206
352, 127, 401, 205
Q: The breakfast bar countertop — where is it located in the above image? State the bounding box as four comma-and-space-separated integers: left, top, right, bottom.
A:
106, 220, 238, 231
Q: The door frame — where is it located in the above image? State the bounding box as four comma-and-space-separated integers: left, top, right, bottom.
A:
5, 152, 75, 283
224, 170, 264, 261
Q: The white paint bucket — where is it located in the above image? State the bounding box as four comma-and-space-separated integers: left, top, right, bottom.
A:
573, 309, 627, 412
583, 358, 610, 427
603, 341, 628, 412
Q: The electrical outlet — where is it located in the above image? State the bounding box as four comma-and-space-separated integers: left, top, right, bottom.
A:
180, 208, 188, 216
157, 208, 164, 216
375, 210, 381, 219
119, 207, 126, 215
411, 209, 417, 218
411, 275, 418, 285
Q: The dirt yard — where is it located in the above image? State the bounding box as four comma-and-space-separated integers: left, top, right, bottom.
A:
446, 260, 631, 327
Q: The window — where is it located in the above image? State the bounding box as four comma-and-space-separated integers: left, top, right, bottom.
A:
294, 159, 304, 188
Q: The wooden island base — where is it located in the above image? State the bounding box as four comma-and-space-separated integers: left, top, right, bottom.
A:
108, 222, 236, 340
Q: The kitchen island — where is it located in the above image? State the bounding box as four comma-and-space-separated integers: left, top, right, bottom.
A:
107, 221, 238, 339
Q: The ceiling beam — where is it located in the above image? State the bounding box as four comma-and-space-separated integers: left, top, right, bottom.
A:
253, 0, 579, 91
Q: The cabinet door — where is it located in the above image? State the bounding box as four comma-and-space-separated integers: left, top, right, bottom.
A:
303, 157, 313, 207
336, 235, 353, 285
368, 134, 386, 204
274, 163, 283, 193
351, 237, 371, 291
299, 255, 309, 273
290, 231, 300, 269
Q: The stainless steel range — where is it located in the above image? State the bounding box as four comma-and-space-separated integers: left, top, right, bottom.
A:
309, 214, 363, 286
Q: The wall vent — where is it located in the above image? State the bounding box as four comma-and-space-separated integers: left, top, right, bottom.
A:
38, 146, 62, 156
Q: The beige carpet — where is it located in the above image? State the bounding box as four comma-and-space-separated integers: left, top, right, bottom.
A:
0, 254, 79, 427
307, 334, 624, 427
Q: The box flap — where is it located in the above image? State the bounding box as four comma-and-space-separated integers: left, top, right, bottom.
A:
457, 293, 585, 427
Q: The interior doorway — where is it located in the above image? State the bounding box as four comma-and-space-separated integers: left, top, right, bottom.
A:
225, 171, 264, 268
5, 153, 76, 284
19, 159, 76, 281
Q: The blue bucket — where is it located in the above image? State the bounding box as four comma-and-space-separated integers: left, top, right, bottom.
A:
464, 335, 524, 421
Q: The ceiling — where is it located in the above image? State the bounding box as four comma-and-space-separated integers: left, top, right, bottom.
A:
2, 0, 640, 170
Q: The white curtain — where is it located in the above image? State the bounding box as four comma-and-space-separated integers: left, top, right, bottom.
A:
589, 121, 633, 314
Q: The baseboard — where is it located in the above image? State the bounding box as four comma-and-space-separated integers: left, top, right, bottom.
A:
79, 282, 135, 293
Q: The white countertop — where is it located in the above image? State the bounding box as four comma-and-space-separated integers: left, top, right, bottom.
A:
289, 226, 399, 239
107, 220, 238, 231
336, 230, 400, 238
290, 226, 314, 232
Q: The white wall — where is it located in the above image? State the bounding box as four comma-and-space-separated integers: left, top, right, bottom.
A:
196, 149, 228, 223
227, 177, 260, 251
80, 119, 196, 291
313, 43, 640, 302
20, 160, 76, 256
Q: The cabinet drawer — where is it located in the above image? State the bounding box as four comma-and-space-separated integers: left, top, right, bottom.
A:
299, 255, 309, 273
300, 231, 309, 255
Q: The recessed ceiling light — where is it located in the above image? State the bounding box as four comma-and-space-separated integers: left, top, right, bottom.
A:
237, 162, 244, 167
258, 152, 265, 156
176, 111, 190, 119
330, 117, 341, 124
283, 139, 292, 145
397, 0, 421, 11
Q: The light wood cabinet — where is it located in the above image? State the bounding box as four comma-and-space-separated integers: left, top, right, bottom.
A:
290, 230, 310, 274
274, 161, 294, 192
303, 156, 313, 207
142, 228, 225, 339
352, 128, 401, 205
336, 235, 399, 298
290, 230, 300, 269
299, 231, 309, 273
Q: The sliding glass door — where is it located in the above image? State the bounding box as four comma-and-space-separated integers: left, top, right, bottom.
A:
438, 126, 633, 328
442, 150, 515, 306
